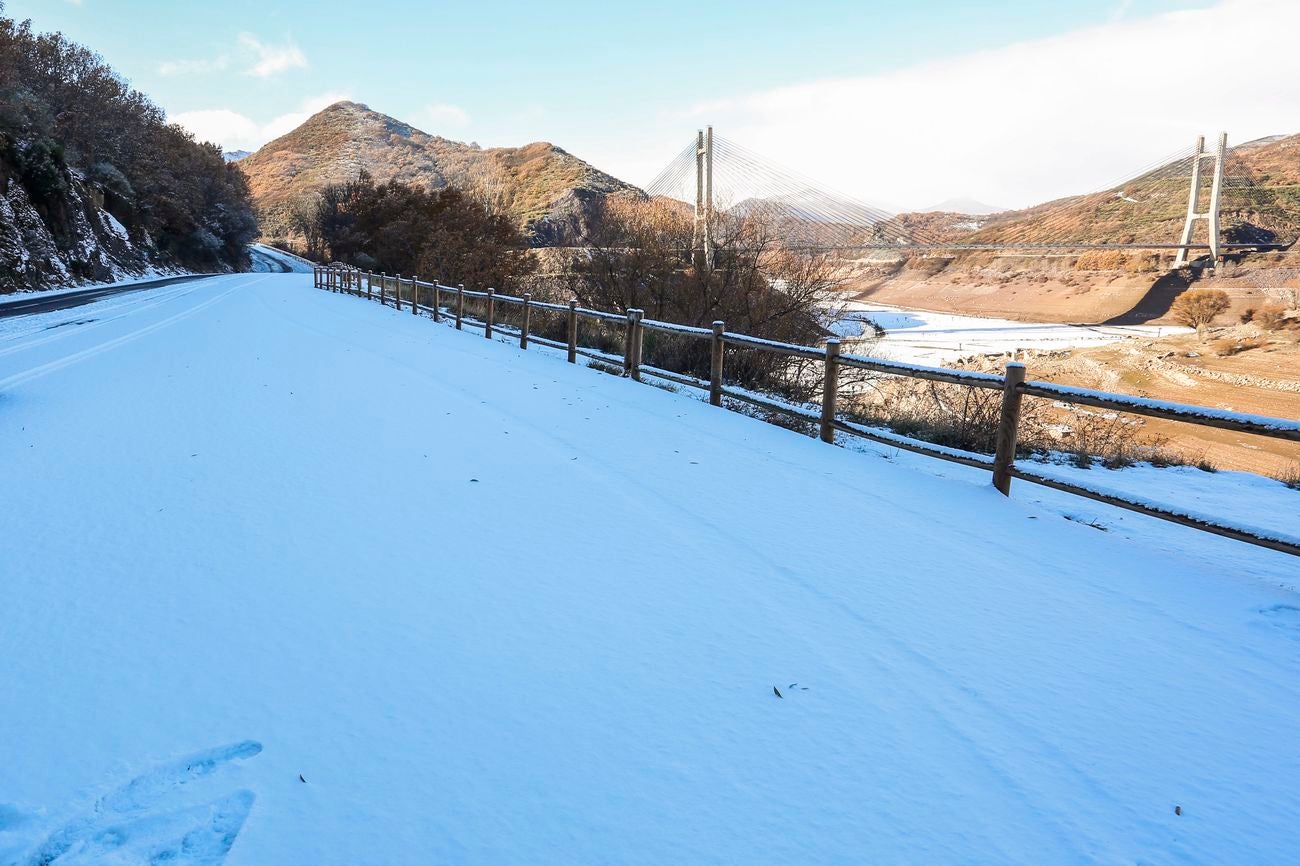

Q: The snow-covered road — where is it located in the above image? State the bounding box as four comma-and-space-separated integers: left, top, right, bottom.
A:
2, 273, 1297, 865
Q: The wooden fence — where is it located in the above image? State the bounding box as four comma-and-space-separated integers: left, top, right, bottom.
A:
314, 265, 1300, 558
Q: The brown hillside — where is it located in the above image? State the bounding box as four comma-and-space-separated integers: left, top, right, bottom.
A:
238, 101, 642, 245
960, 133, 1300, 248
850, 135, 1299, 324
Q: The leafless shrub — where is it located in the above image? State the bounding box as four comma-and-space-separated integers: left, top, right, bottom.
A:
1255, 305, 1295, 331
1211, 336, 1264, 356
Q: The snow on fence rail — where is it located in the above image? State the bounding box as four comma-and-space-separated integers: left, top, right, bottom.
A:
314, 265, 1300, 558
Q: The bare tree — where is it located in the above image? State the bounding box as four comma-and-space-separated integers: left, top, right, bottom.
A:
288, 194, 325, 261
1171, 289, 1231, 339
574, 196, 851, 398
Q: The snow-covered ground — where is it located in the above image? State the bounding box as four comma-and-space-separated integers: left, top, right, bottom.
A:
834, 301, 1189, 364
247, 244, 314, 274
0, 268, 200, 302
2, 273, 1298, 865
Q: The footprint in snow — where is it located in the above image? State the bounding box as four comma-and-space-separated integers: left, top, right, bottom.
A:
15, 740, 261, 866
1257, 604, 1300, 641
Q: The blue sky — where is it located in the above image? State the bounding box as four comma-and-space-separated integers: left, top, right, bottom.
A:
10, 0, 1296, 208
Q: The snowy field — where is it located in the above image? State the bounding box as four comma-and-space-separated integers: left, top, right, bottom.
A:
2, 273, 1298, 865
834, 302, 1187, 364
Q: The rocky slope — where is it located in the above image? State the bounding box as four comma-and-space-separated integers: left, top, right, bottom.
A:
1, 12, 257, 292
0, 160, 171, 291
238, 101, 641, 246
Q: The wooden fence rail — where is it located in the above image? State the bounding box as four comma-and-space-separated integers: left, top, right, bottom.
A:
312, 264, 1300, 557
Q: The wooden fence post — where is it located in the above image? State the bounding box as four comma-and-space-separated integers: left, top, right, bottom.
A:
629, 309, 644, 381
366, 272, 373, 301
379, 273, 387, 306
456, 284, 464, 330
566, 300, 578, 363
820, 339, 841, 444
992, 362, 1027, 495
485, 288, 495, 338
520, 293, 532, 349
411, 276, 419, 315
432, 279, 441, 322
710, 321, 725, 406
623, 310, 635, 375
395, 273, 403, 312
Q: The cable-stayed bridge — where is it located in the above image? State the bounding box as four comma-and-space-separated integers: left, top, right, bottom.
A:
643, 128, 1296, 263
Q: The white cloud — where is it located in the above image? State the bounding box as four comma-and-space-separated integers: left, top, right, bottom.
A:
171, 91, 350, 152
238, 33, 308, 78
157, 33, 306, 80
604, 0, 1300, 210
416, 102, 471, 131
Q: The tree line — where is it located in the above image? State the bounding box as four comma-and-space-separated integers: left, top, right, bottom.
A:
0, 5, 257, 280
291, 172, 535, 292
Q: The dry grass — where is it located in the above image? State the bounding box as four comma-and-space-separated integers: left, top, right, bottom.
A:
1272, 464, 1300, 490
1211, 335, 1264, 356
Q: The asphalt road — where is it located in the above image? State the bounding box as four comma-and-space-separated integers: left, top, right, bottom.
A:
0, 274, 214, 319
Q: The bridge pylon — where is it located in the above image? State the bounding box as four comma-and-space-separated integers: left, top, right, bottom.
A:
692, 126, 714, 270
1173, 132, 1227, 268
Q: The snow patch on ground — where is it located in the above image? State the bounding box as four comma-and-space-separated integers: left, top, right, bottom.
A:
837, 301, 1188, 364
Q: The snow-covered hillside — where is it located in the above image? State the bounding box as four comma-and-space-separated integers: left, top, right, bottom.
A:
1, 274, 1297, 865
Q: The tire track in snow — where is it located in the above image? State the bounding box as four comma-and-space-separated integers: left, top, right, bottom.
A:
258, 286, 1113, 860
0, 277, 261, 394
0, 280, 222, 358
251, 283, 1251, 863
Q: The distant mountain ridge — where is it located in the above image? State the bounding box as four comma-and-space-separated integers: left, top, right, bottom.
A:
237, 101, 641, 245
958, 133, 1300, 248
918, 198, 1006, 216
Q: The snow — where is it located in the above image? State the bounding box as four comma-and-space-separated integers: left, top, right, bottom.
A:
0, 269, 198, 302
837, 302, 1189, 364
247, 244, 314, 274
1014, 455, 1300, 547
2, 273, 1299, 865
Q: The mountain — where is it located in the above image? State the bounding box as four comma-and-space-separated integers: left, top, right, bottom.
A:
237, 101, 641, 246
957, 134, 1300, 248
918, 197, 1006, 215
223, 150, 252, 163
